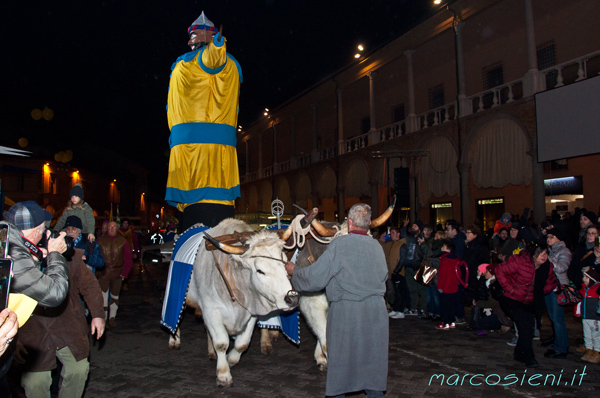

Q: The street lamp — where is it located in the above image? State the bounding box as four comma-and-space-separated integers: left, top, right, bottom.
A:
354, 44, 365, 59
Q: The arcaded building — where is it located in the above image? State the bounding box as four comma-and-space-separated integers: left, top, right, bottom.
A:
236, 0, 600, 229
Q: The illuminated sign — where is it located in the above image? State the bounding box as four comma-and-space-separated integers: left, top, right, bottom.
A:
544, 176, 583, 195
431, 202, 452, 209
478, 198, 504, 205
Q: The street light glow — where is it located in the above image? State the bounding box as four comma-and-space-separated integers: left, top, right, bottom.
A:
357, 44, 364, 51
354, 53, 361, 58
434, 0, 442, 4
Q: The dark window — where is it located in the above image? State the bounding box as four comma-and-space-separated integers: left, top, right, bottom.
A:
391, 104, 405, 123
543, 159, 568, 172
360, 116, 370, 135
428, 84, 445, 109
482, 62, 504, 90
537, 40, 557, 70
537, 40, 558, 88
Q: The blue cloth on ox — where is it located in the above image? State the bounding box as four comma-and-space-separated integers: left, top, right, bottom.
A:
160, 225, 209, 334
256, 224, 300, 345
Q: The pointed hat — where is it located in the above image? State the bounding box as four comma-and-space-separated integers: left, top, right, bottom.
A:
188, 11, 217, 34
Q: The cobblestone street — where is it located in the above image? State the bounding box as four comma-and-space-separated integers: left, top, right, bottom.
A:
8, 260, 600, 397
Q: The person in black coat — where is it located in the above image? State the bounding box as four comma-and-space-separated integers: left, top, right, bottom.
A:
463, 225, 491, 288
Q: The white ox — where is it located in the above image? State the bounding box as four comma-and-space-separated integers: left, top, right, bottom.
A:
170, 218, 299, 387
259, 199, 395, 371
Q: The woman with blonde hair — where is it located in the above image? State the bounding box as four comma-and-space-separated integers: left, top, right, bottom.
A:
53, 183, 96, 242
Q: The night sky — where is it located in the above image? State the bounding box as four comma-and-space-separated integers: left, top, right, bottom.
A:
1, 0, 439, 196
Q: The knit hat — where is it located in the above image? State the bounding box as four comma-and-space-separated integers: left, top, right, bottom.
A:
501, 212, 512, 225
4, 201, 52, 231
478, 263, 489, 275
65, 215, 83, 230
582, 211, 597, 225
510, 222, 520, 230
70, 183, 84, 200
583, 268, 600, 284
546, 227, 565, 242
188, 11, 218, 35
414, 220, 424, 232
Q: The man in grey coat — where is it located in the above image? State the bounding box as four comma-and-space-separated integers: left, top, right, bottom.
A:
286, 203, 388, 397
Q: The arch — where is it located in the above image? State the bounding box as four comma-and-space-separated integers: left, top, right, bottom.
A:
343, 158, 370, 198
247, 185, 259, 213
275, 178, 292, 214
294, 171, 312, 209
416, 134, 460, 200
259, 180, 273, 212
316, 166, 337, 199
466, 117, 533, 188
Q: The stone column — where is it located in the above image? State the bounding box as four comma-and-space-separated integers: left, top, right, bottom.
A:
404, 50, 419, 133
459, 163, 472, 225
337, 88, 344, 155
245, 139, 250, 176
290, 116, 297, 169
337, 187, 346, 223
530, 148, 546, 225
409, 158, 417, 222
272, 121, 277, 171
370, 180, 379, 217
522, 0, 545, 96
258, 132, 263, 175
454, 21, 472, 117
368, 72, 377, 131
368, 72, 380, 144
311, 103, 319, 162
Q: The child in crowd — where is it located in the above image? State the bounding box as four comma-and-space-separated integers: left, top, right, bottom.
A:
471, 263, 512, 336
53, 183, 96, 242
436, 240, 463, 330
575, 267, 600, 363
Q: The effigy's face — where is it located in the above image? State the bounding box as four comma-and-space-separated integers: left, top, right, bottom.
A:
188, 29, 214, 51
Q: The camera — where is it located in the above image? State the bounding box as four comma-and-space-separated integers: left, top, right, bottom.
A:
39, 229, 75, 260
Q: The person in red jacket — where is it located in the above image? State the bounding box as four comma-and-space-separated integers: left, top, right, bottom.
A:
495, 245, 557, 368
436, 241, 467, 330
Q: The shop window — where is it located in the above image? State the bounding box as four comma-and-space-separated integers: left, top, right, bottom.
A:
476, 197, 505, 232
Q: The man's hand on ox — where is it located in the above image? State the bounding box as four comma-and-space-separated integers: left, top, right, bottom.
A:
91, 317, 105, 340
48, 231, 67, 254
285, 261, 295, 276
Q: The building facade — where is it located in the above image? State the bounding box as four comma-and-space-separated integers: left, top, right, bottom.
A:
237, 0, 600, 229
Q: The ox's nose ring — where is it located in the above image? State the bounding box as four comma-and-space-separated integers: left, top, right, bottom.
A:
284, 290, 300, 307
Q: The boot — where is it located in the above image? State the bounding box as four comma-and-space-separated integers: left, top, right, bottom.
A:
587, 350, 600, 364
581, 349, 593, 361
576, 344, 587, 353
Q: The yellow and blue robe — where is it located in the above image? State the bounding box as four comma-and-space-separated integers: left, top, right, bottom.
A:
166, 34, 242, 211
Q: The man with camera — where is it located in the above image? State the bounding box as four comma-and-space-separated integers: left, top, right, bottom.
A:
3, 201, 69, 307
0, 201, 69, 387
15, 214, 105, 397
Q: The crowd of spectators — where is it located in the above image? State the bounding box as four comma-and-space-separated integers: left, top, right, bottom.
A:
378, 207, 600, 368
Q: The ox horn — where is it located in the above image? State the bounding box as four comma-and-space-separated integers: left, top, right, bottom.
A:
203, 231, 246, 255
370, 195, 397, 228
279, 207, 320, 241
310, 218, 338, 237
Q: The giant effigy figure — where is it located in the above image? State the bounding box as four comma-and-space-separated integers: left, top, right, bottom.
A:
166, 11, 242, 230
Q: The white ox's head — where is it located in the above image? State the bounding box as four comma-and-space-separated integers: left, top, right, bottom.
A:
238, 230, 298, 313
